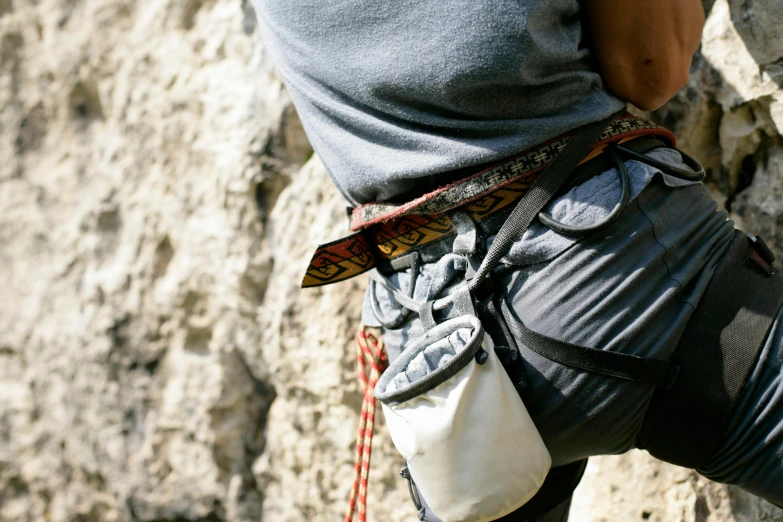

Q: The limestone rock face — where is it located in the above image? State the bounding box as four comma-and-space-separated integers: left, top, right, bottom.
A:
649, 0, 783, 245
1, 0, 782, 521
1, 0, 295, 520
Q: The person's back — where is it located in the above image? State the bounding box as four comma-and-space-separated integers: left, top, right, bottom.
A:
252, 0, 623, 205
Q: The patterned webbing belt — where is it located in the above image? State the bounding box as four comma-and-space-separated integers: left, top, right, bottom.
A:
302, 113, 675, 288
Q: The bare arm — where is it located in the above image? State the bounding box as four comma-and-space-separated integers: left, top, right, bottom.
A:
583, 0, 705, 111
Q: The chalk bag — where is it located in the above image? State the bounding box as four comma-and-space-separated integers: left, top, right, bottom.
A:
374, 288, 551, 522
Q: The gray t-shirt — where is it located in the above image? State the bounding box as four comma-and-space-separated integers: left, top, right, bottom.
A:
252, 0, 624, 205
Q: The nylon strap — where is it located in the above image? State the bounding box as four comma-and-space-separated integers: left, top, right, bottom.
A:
431, 112, 620, 312
637, 230, 783, 468
500, 298, 677, 386
448, 210, 479, 256
302, 116, 675, 288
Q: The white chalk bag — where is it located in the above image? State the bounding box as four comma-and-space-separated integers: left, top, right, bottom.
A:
374, 288, 552, 522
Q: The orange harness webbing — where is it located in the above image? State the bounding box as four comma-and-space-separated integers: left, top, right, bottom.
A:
302, 114, 675, 288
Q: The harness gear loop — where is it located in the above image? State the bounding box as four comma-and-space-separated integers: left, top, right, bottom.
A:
614, 144, 706, 182
345, 327, 388, 522
537, 145, 631, 238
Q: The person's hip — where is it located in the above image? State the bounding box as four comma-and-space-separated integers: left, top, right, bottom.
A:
365, 162, 735, 465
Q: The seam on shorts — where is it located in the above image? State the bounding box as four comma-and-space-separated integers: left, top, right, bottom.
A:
636, 189, 684, 291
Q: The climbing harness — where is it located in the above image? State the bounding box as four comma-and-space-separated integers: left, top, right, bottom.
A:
345, 327, 388, 522
301, 114, 676, 288
366, 113, 626, 520
305, 110, 782, 521
637, 230, 783, 467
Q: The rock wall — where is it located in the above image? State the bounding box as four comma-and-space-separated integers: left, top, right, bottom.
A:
0, 0, 782, 521
1, 1, 297, 520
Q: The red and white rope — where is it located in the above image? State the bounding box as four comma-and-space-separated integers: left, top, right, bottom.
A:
345, 327, 388, 522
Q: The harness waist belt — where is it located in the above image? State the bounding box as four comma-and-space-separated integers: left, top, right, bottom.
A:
302, 114, 674, 288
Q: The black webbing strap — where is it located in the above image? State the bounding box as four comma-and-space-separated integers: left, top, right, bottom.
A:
469, 114, 616, 288
637, 230, 783, 468
431, 112, 621, 312
500, 298, 678, 386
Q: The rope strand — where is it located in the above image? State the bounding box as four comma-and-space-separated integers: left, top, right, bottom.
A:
345, 327, 388, 522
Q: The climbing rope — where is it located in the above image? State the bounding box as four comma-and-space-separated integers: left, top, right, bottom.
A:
345, 326, 388, 522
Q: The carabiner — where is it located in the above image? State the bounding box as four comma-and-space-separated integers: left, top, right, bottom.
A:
538, 146, 631, 238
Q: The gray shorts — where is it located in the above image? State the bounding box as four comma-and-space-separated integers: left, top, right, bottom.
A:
364, 150, 783, 519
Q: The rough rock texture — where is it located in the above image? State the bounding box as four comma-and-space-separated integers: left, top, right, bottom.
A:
571, 450, 783, 522
644, 0, 783, 240
1, 1, 297, 520
1, 0, 783, 521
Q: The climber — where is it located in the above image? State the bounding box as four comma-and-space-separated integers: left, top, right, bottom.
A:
250, 0, 783, 521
